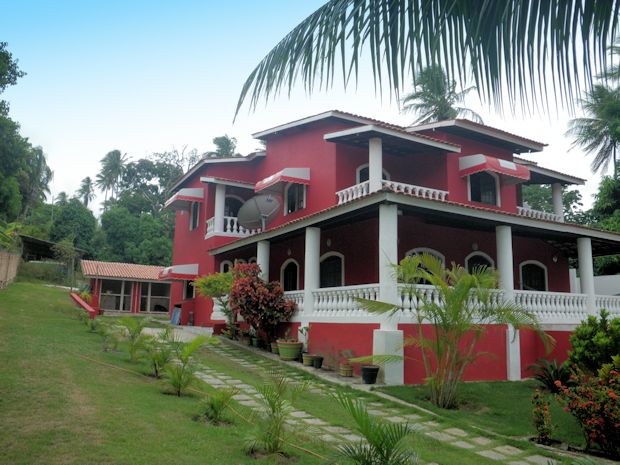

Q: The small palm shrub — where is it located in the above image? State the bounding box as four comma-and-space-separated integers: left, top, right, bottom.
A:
528, 358, 575, 393
119, 317, 150, 362
142, 328, 176, 378
334, 391, 417, 465
531, 389, 554, 444
98, 321, 120, 352
164, 335, 208, 396
246, 373, 307, 455
86, 317, 101, 333
201, 387, 239, 425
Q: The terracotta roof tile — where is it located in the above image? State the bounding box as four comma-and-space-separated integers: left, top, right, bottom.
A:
81, 260, 164, 281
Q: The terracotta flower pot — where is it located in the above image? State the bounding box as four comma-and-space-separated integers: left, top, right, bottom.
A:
277, 340, 303, 361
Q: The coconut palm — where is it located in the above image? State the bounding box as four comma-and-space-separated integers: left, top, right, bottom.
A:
76, 176, 95, 207
97, 150, 127, 201
235, 1, 618, 117
402, 65, 483, 124
566, 84, 620, 176
358, 253, 549, 409
20, 146, 53, 215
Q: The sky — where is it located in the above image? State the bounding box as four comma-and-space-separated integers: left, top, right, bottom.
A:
1, 1, 613, 214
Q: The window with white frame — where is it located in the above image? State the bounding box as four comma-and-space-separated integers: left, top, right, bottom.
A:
320, 253, 344, 288
465, 252, 495, 273
100, 279, 132, 311
520, 261, 548, 291
285, 183, 305, 215
405, 247, 445, 266
280, 259, 299, 291
469, 172, 499, 206
220, 260, 233, 273
189, 201, 200, 230
356, 164, 390, 184
224, 196, 244, 217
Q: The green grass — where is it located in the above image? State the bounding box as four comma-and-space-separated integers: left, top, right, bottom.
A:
378, 380, 585, 447
0, 282, 571, 465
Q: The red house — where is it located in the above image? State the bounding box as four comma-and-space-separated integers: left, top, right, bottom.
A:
162, 110, 620, 384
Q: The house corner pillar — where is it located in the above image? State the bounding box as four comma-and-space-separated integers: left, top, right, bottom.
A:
368, 137, 383, 192
552, 183, 564, 222
214, 183, 226, 233
303, 227, 321, 318
257, 240, 270, 281
373, 329, 404, 385
379, 203, 399, 330
496, 225, 520, 381
577, 237, 596, 313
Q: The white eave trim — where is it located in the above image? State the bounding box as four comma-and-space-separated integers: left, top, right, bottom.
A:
323, 125, 461, 152
200, 177, 255, 189
526, 165, 585, 185
408, 119, 545, 152
209, 192, 620, 255
252, 111, 373, 139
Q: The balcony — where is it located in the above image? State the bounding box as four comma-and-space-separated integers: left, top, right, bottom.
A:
205, 216, 261, 239
517, 206, 563, 222
336, 180, 449, 206
284, 284, 620, 325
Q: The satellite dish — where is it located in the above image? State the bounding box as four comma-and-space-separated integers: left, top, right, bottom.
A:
237, 195, 281, 231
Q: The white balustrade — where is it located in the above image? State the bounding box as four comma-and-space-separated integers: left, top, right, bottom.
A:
517, 206, 563, 222
205, 216, 261, 238
595, 295, 620, 316
514, 290, 589, 323
336, 181, 370, 205
311, 284, 380, 318
382, 180, 449, 201
283, 291, 304, 313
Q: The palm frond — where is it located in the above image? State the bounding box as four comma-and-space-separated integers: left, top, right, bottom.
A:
235, 0, 619, 118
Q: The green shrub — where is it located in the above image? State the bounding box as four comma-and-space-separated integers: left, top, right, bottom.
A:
528, 358, 576, 393
119, 317, 150, 362
18, 261, 66, 284
164, 335, 209, 396
201, 387, 238, 425
142, 328, 176, 378
531, 389, 554, 444
569, 309, 620, 373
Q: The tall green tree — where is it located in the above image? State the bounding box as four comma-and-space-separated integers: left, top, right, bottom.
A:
206, 135, 240, 158
18, 146, 53, 215
50, 198, 97, 252
97, 149, 127, 203
567, 84, 620, 175
235, 1, 618, 118
521, 184, 589, 224
402, 65, 482, 124
76, 176, 95, 207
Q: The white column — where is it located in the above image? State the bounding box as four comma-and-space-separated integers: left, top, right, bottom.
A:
496, 225, 521, 381
368, 137, 383, 192
379, 203, 399, 330
303, 227, 321, 317
552, 183, 564, 222
214, 184, 226, 233
257, 240, 270, 281
373, 329, 404, 385
577, 237, 596, 313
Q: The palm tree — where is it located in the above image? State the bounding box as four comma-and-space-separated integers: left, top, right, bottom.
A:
402, 65, 483, 124
97, 150, 127, 201
234, 1, 618, 118
54, 191, 68, 206
206, 135, 240, 158
19, 146, 53, 215
76, 176, 95, 207
566, 84, 620, 176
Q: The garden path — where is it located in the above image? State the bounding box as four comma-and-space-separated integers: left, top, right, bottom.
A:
192, 337, 563, 465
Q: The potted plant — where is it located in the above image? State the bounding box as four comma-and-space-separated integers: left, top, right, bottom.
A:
312, 354, 324, 369
270, 340, 279, 354
241, 330, 251, 345
339, 349, 354, 377
249, 327, 258, 347
360, 365, 380, 384
277, 328, 303, 361
302, 353, 315, 366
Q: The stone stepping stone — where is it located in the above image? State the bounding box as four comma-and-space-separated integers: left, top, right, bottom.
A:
403, 413, 422, 421
232, 394, 253, 401
493, 445, 522, 456
205, 378, 226, 385
218, 375, 233, 380
443, 427, 468, 437
236, 383, 254, 389
421, 420, 440, 428
525, 455, 557, 465
303, 418, 327, 426
368, 402, 384, 407
320, 434, 340, 443
323, 426, 350, 434
476, 450, 506, 461
426, 431, 456, 442
452, 440, 475, 449
290, 411, 311, 418
385, 416, 407, 423
342, 434, 363, 442
238, 400, 260, 407
367, 409, 388, 416
309, 388, 323, 394
508, 462, 530, 465
471, 436, 493, 446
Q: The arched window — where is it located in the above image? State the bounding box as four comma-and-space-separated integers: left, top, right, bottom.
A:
248, 257, 257, 264
285, 183, 305, 215
356, 164, 391, 184
404, 247, 445, 266
280, 259, 299, 291
224, 196, 244, 217
320, 252, 344, 288
520, 261, 548, 291
465, 252, 495, 273
220, 260, 233, 273
469, 172, 499, 206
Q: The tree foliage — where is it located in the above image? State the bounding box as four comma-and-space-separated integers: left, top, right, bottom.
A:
569, 309, 620, 374
235, 1, 619, 117
49, 198, 97, 252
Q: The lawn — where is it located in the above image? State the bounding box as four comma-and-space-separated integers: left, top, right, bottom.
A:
0, 281, 572, 465
378, 380, 585, 448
